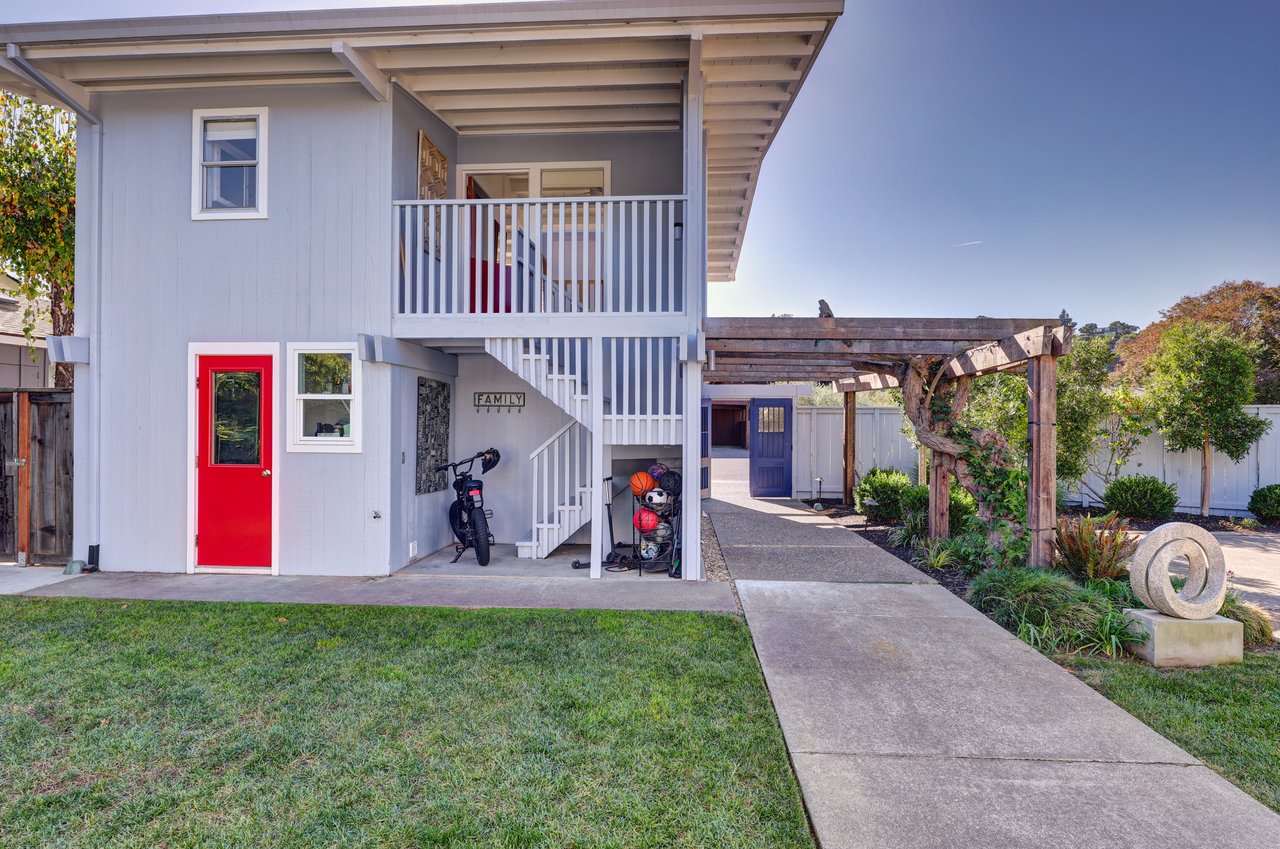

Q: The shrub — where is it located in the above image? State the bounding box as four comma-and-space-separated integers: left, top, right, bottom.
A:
946, 532, 990, 576
1219, 592, 1276, 648
1103, 475, 1178, 519
1053, 512, 1137, 581
901, 484, 929, 514
1247, 484, 1280, 522
855, 468, 913, 521
967, 567, 1145, 656
950, 485, 977, 535
887, 508, 928, 549
912, 538, 956, 570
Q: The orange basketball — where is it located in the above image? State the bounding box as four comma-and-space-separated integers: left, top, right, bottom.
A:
629, 471, 656, 496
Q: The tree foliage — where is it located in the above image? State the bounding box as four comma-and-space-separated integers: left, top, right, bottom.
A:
0, 92, 75, 386
1118, 280, 1280, 402
960, 335, 1116, 487
1145, 320, 1272, 515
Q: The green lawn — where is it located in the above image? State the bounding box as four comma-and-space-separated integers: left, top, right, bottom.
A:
0, 597, 813, 849
1062, 651, 1280, 812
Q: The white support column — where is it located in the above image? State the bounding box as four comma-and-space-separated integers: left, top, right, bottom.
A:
72, 120, 103, 564
682, 358, 704, 580
680, 32, 707, 581
589, 336, 605, 578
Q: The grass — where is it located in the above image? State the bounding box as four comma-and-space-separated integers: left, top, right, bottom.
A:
1062, 651, 1280, 813
0, 597, 814, 849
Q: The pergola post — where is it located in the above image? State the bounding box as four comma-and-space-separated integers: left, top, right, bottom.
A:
1026, 353, 1058, 567
928, 450, 949, 540
842, 391, 856, 505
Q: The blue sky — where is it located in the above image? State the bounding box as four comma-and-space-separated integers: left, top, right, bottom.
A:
9, 0, 1280, 326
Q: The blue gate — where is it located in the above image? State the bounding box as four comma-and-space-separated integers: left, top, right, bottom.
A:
749, 399, 793, 498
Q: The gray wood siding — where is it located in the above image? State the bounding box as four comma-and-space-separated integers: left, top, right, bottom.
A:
391, 86, 458, 201
387, 361, 457, 568
95, 83, 395, 574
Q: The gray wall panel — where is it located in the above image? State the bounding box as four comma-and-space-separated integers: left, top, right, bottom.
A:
95, 83, 393, 573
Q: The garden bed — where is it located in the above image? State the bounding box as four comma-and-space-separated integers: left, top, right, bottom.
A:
0, 597, 812, 849
1060, 505, 1280, 534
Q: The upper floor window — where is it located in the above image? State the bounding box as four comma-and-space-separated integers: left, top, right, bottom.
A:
192, 107, 268, 220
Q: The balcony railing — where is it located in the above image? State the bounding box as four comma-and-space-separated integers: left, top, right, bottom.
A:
394, 196, 686, 318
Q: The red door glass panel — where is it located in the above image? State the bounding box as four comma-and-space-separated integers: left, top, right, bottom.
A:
196, 355, 272, 567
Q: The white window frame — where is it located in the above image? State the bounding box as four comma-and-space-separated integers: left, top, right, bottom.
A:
455, 160, 612, 199
192, 106, 269, 220
286, 342, 362, 454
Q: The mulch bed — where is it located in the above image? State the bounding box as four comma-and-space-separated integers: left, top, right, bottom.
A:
1061, 505, 1280, 535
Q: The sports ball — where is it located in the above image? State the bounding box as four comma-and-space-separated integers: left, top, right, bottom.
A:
648, 462, 670, 480
658, 470, 682, 495
651, 522, 673, 543
642, 488, 672, 513
639, 539, 661, 561
629, 471, 656, 497
633, 507, 660, 533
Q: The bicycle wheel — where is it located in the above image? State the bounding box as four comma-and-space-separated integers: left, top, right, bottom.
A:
449, 501, 467, 544
470, 507, 491, 566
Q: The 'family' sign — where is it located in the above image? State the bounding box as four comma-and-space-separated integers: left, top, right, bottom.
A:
474, 392, 525, 413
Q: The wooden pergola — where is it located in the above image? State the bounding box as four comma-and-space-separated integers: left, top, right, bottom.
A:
704, 316, 1072, 566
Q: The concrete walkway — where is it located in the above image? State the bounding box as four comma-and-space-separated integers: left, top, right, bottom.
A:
0, 565, 78, 595
17, 570, 736, 613
706, 463, 1280, 848
1213, 530, 1280, 634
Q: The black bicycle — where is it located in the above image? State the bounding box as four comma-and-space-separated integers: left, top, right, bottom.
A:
436, 448, 501, 565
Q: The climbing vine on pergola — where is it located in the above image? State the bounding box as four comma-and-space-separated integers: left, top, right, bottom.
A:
703, 316, 1071, 567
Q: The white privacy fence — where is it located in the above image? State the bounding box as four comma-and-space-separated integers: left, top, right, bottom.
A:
792, 406, 917, 499
791, 405, 1280, 516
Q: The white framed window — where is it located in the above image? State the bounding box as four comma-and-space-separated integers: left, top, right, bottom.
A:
286, 343, 361, 453
192, 107, 269, 220
456, 160, 611, 199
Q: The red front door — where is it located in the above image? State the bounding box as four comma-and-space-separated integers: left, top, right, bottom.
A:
196, 355, 272, 568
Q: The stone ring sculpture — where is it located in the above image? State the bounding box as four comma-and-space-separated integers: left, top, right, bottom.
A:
1129, 522, 1227, 620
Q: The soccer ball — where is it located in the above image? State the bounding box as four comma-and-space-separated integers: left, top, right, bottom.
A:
638, 539, 661, 561
642, 488, 672, 513
651, 522, 673, 543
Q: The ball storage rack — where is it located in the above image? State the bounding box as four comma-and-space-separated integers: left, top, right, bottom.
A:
628, 489, 682, 577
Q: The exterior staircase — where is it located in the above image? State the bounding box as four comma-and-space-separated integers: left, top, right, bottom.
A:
484, 337, 589, 425
485, 336, 593, 559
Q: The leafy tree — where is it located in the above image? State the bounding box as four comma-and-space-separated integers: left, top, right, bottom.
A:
961, 335, 1116, 488
1084, 384, 1152, 500
1118, 280, 1280, 401
0, 93, 75, 387
1145, 321, 1272, 516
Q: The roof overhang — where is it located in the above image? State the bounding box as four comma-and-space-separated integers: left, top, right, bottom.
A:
0, 0, 844, 282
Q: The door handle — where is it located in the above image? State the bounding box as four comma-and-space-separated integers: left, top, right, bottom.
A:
262, 469, 272, 477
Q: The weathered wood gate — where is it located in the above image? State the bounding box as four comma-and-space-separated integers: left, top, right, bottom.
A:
0, 390, 72, 564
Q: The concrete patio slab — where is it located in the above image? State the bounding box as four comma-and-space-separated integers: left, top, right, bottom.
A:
0, 565, 78, 595
708, 511, 875, 546
19, 570, 737, 613
792, 753, 1279, 849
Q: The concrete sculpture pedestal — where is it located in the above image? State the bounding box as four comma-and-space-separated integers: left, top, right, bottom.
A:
1123, 522, 1242, 668
1123, 609, 1243, 667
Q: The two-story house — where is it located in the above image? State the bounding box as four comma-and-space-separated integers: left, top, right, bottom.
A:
0, 0, 842, 580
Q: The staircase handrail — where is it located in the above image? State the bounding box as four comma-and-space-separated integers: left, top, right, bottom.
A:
529, 420, 576, 460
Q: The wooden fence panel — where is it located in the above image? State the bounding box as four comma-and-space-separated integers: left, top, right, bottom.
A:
0, 389, 72, 563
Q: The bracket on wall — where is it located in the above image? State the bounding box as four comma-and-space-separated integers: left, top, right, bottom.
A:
47, 335, 90, 364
